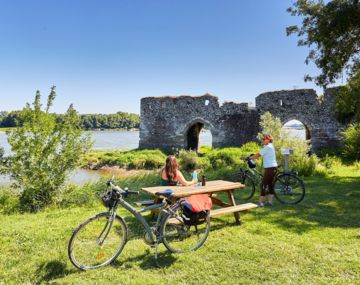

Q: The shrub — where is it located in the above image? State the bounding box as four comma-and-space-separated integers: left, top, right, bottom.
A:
321, 154, 342, 170
178, 149, 198, 172
341, 123, 360, 161
317, 147, 342, 158
83, 149, 167, 169
54, 183, 102, 208
353, 160, 360, 171
3, 87, 93, 212
0, 187, 20, 214
239, 141, 262, 154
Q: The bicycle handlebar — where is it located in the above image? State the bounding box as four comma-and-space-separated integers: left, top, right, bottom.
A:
107, 179, 139, 196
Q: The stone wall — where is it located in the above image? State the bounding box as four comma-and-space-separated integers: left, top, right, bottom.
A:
139, 94, 260, 150
256, 88, 343, 152
139, 88, 344, 152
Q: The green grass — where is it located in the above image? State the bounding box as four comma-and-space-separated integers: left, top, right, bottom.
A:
0, 165, 359, 284
0, 127, 15, 132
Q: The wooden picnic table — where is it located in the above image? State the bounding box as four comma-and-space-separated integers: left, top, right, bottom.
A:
142, 180, 257, 224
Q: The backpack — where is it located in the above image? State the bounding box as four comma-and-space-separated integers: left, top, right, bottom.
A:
181, 194, 212, 226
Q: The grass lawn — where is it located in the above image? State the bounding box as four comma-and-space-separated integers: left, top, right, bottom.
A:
0, 165, 359, 284
0, 127, 15, 132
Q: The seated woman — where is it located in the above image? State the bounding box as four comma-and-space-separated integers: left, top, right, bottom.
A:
161, 155, 196, 186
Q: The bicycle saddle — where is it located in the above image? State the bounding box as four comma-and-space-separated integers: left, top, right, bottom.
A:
155, 189, 174, 198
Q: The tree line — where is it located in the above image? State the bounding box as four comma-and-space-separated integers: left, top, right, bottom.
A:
0, 110, 140, 130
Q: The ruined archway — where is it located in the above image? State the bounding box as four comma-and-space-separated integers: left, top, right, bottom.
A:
139, 89, 344, 152
183, 119, 214, 151
282, 119, 311, 141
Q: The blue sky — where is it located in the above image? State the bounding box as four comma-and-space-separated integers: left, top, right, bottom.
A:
0, 0, 333, 114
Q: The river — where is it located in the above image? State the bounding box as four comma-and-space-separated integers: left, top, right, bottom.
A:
0, 128, 304, 185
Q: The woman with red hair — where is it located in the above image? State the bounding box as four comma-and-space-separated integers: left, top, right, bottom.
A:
161, 155, 196, 186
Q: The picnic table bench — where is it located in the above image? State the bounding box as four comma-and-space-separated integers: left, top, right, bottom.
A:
141, 180, 257, 224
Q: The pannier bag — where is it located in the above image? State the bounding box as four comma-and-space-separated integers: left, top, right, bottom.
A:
181, 194, 212, 226
101, 190, 117, 208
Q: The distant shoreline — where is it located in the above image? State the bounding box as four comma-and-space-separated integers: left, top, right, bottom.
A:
0, 127, 140, 133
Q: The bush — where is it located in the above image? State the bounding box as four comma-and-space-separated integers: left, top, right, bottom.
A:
321, 154, 342, 170
82, 149, 167, 169
3, 87, 92, 212
178, 150, 198, 172
0, 187, 20, 214
317, 147, 342, 158
341, 123, 360, 160
353, 160, 360, 171
54, 181, 109, 208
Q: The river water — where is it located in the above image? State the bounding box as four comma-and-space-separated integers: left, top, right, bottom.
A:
0, 128, 304, 185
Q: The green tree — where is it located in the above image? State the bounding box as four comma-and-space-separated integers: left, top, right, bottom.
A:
287, 0, 360, 157
0, 110, 23, 127
287, 0, 360, 87
335, 71, 360, 122
4, 87, 93, 211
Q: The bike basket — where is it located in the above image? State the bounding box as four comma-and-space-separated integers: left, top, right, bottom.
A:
181, 203, 209, 226
100, 190, 117, 208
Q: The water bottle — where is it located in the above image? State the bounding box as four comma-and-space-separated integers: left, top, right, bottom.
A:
192, 170, 198, 184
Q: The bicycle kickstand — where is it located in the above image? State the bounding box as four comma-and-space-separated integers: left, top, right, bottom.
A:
153, 241, 160, 268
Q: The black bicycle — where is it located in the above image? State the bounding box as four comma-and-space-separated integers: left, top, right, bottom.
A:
68, 178, 210, 270
231, 159, 305, 204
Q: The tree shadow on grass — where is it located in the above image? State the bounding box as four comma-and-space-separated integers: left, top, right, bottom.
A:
260, 175, 360, 234
35, 260, 76, 284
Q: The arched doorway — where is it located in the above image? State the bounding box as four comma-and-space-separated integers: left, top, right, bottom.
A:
199, 127, 212, 148
185, 120, 213, 151
282, 120, 311, 141
186, 122, 203, 151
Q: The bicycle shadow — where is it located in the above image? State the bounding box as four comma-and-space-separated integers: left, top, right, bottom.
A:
112, 250, 177, 270
34, 260, 76, 284
122, 206, 241, 241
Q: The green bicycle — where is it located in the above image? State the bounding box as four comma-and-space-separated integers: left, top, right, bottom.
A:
68, 178, 210, 270
230, 158, 305, 205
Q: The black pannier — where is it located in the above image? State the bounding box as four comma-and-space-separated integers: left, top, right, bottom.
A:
181, 203, 209, 226
101, 190, 117, 208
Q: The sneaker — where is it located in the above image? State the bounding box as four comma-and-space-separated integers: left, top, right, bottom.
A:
265, 202, 273, 207
257, 202, 264, 207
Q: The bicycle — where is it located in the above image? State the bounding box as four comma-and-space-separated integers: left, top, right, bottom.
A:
230, 158, 305, 204
68, 178, 210, 270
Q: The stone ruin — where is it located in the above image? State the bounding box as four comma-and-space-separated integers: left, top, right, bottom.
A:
139, 88, 344, 153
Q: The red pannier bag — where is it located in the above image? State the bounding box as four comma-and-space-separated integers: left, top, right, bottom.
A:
182, 194, 212, 225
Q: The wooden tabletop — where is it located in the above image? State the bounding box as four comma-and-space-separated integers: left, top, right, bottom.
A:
142, 180, 244, 197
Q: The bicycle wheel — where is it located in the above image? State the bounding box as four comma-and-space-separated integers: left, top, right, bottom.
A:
161, 203, 210, 253
68, 212, 128, 270
230, 172, 256, 202
274, 173, 305, 204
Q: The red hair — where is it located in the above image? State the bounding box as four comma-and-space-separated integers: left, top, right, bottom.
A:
263, 134, 273, 143
165, 155, 178, 183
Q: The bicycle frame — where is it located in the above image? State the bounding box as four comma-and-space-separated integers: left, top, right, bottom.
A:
111, 195, 168, 244
240, 166, 263, 184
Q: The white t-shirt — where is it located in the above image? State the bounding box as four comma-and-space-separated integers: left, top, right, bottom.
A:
259, 143, 278, 168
